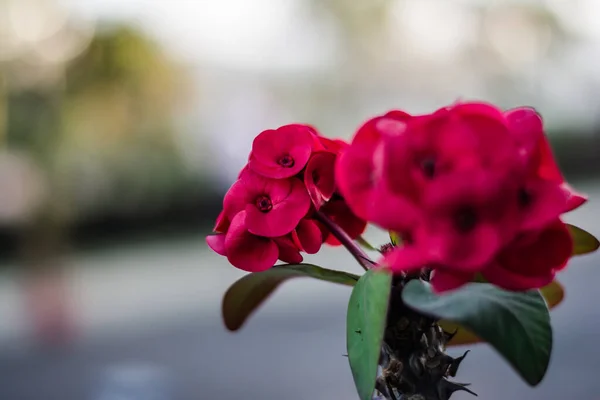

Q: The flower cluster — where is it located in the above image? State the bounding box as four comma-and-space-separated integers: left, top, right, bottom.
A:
337, 102, 586, 292
207, 124, 366, 272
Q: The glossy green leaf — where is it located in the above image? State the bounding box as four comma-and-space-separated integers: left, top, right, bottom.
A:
222, 264, 359, 331
443, 280, 564, 347
402, 280, 552, 386
567, 224, 600, 256
346, 268, 392, 400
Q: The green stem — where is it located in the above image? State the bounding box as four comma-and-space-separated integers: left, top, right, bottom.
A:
314, 210, 374, 271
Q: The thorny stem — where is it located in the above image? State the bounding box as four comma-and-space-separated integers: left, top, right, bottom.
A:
314, 211, 374, 271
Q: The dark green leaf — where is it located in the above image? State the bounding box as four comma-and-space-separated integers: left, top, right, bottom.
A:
222, 264, 359, 331
567, 224, 600, 256
402, 280, 552, 386
346, 268, 392, 400
443, 280, 564, 347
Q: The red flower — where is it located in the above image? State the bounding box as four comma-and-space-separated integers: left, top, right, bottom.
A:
304, 151, 337, 209
208, 211, 279, 272
412, 170, 521, 270
321, 199, 367, 246
384, 220, 573, 293
248, 124, 315, 179
335, 112, 415, 226
223, 170, 310, 238
505, 107, 587, 213
481, 219, 573, 291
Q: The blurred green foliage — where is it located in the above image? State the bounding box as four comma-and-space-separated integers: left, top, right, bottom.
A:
2, 24, 196, 225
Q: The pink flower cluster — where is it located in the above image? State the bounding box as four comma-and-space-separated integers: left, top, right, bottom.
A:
337, 102, 585, 292
207, 124, 366, 272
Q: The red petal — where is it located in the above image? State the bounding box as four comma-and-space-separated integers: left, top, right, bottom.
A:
562, 183, 587, 212
335, 136, 382, 221
430, 269, 474, 293
378, 246, 427, 273
420, 222, 503, 271
504, 107, 543, 157
206, 234, 227, 256
293, 219, 322, 254
246, 178, 310, 237
536, 135, 564, 182
249, 125, 314, 179
304, 152, 336, 209
322, 200, 367, 246
274, 236, 303, 264
520, 180, 568, 232
213, 210, 230, 233
482, 261, 555, 291
224, 211, 278, 272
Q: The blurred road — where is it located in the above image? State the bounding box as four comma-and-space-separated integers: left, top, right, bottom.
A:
0, 185, 599, 400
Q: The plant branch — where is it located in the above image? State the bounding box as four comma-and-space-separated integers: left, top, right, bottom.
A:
315, 210, 374, 271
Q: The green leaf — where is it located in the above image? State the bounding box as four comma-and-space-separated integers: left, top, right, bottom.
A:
346, 268, 392, 400
222, 264, 359, 331
356, 236, 379, 252
539, 280, 565, 310
567, 224, 600, 256
443, 280, 564, 347
389, 231, 402, 246
402, 280, 552, 386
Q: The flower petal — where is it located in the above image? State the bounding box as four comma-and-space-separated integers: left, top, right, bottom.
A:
562, 183, 587, 212
304, 151, 337, 209
378, 246, 427, 273
293, 219, 322, 254
206, 234, 227, 256
335, 136, 382, 221
430, 269, 475, 293
322, 199, 367, 246
274, 236, 303, 264
224, 211, 278, 272
520, 179, 568, 232
213, 210, 230, 233
246, 178, 310, 237
421, 222, 504, 271
249, 125, 314, 179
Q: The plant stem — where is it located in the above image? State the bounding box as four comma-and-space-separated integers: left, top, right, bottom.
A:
314, 210, 374, 271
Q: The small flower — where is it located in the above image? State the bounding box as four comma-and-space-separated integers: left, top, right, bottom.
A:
223, 170, 310, 237
335, 113, 410, 223
505, 107, 587, 213
412, 170, 521, 270
248, 124, 315, 179
304, 151, 337, 209
481, 219, 573, 291
221, 211, 279, 272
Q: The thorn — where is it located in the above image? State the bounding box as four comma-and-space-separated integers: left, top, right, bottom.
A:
342, 354, 348, 357
443, 329, 458, 343
355, 329, 362, 334
447, 350, 470, 377
438, 379, 478, 399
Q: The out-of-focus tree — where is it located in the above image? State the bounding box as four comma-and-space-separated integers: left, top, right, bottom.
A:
0, 0, 194, 344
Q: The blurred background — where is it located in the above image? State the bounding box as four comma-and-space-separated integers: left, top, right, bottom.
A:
0, 0, 599, 399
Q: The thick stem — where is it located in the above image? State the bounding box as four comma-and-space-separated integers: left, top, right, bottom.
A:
314, 210, 374, 271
